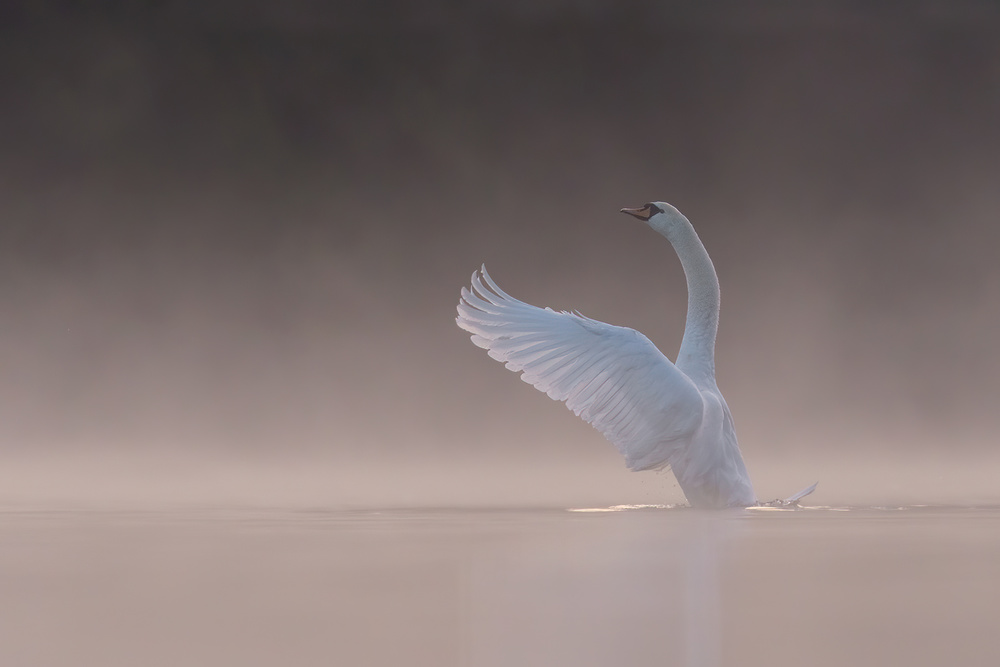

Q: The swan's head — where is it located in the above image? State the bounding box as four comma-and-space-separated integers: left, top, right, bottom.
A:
620, 201, 690, 237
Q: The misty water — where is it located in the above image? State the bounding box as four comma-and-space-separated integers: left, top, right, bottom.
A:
4, 4, 1000, 667
2, 504, 998, 667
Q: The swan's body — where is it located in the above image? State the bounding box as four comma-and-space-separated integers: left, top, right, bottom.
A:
455, 202, 757, 508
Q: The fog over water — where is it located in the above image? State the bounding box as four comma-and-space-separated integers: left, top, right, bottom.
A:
1, 1, 999, 507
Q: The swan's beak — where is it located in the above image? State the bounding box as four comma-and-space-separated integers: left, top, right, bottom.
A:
620, 206, 652, 221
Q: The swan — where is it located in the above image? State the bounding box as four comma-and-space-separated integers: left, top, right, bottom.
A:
456, 202, 775, 509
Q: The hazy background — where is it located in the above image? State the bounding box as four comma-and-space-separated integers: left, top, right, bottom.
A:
2, 0, 999, 507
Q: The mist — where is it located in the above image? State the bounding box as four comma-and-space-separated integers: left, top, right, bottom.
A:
2, 1, 1000, 507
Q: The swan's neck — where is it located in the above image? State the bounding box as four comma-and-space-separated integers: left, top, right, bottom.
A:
666, 220, 720, 384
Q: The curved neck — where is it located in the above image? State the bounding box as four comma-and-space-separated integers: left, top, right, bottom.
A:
665, 220, 720, 384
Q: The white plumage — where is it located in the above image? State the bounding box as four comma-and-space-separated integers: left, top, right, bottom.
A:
456, 202, 758, 508
459, 268, 702, 471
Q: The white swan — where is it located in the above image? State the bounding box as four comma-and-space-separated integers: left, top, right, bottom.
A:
456, 202, 772, 508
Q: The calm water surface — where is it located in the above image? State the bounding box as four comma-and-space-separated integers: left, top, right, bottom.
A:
1, 505, 998, 666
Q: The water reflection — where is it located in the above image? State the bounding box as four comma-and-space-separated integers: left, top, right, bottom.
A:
0, 506, 998, 666
467, 510, 740, 666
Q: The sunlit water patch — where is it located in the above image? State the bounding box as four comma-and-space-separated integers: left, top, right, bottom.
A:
567, 503, 677, 512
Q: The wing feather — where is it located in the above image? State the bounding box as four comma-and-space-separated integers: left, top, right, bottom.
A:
456, 266, 704, 471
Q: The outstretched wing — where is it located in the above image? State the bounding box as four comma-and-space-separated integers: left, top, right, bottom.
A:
456, 266, 704, 471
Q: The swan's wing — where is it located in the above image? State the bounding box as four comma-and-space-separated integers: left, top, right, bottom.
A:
456, 266, 703, 471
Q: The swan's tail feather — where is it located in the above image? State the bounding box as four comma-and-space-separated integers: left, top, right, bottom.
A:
784, 482, 818, 504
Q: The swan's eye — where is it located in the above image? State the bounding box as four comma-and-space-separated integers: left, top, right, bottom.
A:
645, 203, 663, 216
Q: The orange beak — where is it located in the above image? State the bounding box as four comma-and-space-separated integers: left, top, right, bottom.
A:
620, 206, 652, 221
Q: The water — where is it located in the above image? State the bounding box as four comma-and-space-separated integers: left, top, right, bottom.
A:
1, 505, 998, 666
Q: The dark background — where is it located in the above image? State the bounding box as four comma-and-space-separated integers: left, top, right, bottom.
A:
1, 0, 999, 505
